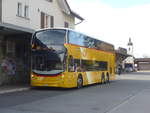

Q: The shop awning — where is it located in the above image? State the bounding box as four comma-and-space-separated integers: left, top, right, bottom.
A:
0, 22, 35, 35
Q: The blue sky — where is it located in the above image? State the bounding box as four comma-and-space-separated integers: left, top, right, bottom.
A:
68, 0, 150, 8
100, 0, 150, 8
67, 0, 150, 58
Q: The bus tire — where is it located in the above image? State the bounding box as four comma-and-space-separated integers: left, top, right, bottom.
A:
106, 73, 110, 83
77, 75, 83, 88
101, 73, 105, 84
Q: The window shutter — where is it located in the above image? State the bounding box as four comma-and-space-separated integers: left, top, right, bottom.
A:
41, 12, 45, 29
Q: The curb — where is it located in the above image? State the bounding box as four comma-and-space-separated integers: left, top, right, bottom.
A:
0, 87, 30, 95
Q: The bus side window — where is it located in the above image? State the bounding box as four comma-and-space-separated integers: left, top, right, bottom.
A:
68, 56, 75, 72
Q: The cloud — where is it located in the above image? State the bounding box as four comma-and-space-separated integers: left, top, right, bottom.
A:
68, 0, 150, 57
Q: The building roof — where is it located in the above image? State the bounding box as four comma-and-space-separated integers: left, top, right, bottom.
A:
135, 58, 150, 62
115, 47, 131, 61
57, 0, 84, 21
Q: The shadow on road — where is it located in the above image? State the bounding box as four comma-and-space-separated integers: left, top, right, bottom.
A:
31, 81, 114, 91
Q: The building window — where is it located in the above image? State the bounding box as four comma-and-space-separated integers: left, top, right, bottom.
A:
17, 3, 22, 16
41, 12, 54, 28
6, 41, 15, 54
50, 16, 54, 28
64, 22, 69, 28
46, 0, 53, 2
24, 5, 29, 18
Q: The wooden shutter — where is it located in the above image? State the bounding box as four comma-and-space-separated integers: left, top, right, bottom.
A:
41, 12, 45, 29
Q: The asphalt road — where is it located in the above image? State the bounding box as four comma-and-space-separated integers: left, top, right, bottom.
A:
0, 71, 150, 113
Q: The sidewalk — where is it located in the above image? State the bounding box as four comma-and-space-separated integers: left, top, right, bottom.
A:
0, 84, 30, 94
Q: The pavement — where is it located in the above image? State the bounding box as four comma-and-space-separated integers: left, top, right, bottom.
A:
0, 84, 30, 94
108, 88, 150, 113
0, 72, 150, 113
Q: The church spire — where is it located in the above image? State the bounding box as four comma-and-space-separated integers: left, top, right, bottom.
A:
127, 37, 133, 46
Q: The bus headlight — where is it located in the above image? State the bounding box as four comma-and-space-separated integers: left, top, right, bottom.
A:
61, 74, 64, 78
31, 74, 35, 78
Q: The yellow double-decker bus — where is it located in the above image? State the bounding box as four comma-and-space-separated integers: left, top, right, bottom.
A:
31, 28, 115, 88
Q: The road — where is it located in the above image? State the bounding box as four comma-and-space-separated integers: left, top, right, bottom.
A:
0, 71, 150, 113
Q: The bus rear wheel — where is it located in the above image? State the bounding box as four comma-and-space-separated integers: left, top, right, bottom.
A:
101, 74, 105, 84
106, 73, 110, 83
77, 76, 83, 88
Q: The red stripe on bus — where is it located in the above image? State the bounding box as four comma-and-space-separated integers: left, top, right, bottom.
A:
33, 74, 62, 77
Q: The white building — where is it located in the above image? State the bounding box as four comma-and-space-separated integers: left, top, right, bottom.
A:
123, 38, 135, 72
0, 0, 83, 85
1, 0, 83, 30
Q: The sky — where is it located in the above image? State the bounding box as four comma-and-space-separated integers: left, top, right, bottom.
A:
67, 0, 150, 58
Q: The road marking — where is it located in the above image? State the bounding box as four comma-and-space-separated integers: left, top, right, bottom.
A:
0, 88, 30, 95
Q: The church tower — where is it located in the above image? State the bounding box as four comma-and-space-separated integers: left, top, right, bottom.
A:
124, 37, 135, 72
127, 38, 133, 55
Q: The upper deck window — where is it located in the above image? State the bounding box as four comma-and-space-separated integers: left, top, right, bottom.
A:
68, 30, 114, 53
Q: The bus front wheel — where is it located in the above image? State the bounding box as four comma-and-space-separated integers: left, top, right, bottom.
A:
77, 75, 83, 88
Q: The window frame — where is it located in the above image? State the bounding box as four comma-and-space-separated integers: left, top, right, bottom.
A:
41, 12, 54, 28
45, 14, 49, 28
50, 16, 54, 28
17, 2, 22, 17
45, 0, 53, 2
24, 5, 29, 18
64, 22, 69, 28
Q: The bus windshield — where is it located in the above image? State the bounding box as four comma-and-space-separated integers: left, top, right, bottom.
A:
31, 29, 66, 75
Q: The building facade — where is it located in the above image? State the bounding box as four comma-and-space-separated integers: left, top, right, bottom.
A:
1, 0, 83, 29
0, 0, 83, 85
135, 58, 150, 70
115, 47, 129, 73
123, 38, 135, 72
